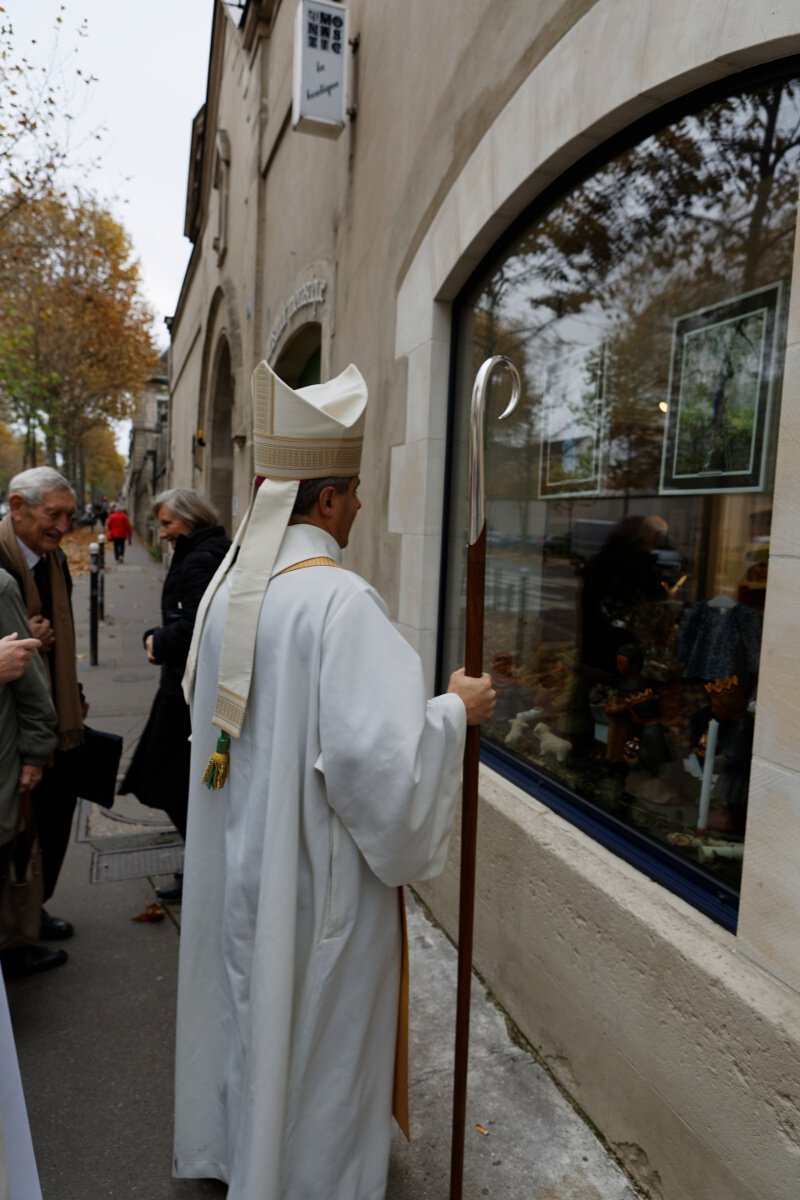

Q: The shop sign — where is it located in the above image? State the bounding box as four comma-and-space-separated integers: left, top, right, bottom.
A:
293, 0, 349, 139
267, 278, 327, 359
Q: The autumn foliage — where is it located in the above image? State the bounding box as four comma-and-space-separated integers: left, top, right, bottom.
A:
0, 196, 158, 498
0, 9, 158, 501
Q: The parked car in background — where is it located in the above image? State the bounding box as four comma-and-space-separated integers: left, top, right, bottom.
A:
542, 531, 572, 558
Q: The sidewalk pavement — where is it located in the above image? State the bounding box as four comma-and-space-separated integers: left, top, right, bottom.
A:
6, 533, 642, 1200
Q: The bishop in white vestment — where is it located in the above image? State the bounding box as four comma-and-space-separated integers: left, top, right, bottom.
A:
173, 362, 495, 1200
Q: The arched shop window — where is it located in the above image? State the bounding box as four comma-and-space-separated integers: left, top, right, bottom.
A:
441, 63, 800, 929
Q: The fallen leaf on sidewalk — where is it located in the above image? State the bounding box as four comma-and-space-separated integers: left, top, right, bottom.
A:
131, 902, 166, 923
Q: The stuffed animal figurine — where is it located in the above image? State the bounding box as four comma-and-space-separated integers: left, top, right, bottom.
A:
533, 722, 571, 764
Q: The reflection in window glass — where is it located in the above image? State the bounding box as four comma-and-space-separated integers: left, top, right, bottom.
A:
443, 72, 800, 895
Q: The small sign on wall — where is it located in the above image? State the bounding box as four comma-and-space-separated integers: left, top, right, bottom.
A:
293, 0, 349, 139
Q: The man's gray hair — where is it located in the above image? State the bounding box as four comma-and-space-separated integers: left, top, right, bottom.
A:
153, 487, 219, 531
292, 477, 352, 516
9, 467, 75, 507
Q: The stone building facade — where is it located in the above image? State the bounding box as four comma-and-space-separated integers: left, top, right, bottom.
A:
168, 4, 800, 1196
123, 356, 170, 545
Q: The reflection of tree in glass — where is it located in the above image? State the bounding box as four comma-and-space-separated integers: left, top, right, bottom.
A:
470, 304, 540, 540
675, 313, 764, 475
542, 348, 602, 490
465, 76, 800, 499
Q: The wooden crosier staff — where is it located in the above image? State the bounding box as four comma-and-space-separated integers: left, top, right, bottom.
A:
450, 355, 521, 1200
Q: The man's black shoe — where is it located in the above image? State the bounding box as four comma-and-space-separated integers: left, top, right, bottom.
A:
1, 945, 68, 978
39, 910, 75, 940
156, 876, 183, 902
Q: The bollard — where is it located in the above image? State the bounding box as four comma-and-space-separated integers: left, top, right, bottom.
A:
89, 541, 99, 666
97, 533, 106, 621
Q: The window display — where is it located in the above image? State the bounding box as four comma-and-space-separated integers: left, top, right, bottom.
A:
442, 68, 800, 905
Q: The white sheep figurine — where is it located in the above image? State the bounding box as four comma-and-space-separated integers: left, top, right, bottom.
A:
504, 715, 529, 747
504, 708, 544, 748
533, 722, 571, 763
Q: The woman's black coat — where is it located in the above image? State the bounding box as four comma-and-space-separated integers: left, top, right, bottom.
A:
119, 524, 230, 835
149, 524, 231, 694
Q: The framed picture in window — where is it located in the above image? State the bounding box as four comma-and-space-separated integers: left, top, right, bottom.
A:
660, 284, 782, 494
538, 345, 605, 498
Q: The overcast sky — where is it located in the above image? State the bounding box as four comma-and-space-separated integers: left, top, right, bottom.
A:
5, 0, 216, 347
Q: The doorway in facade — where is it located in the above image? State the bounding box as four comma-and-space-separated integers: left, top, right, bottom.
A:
274, 323, 321, 388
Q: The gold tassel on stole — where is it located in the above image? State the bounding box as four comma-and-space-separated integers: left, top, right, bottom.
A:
201, 731, 231, 790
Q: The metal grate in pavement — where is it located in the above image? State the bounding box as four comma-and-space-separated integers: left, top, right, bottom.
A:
76, 799, 176, 843
90, 842, 184, 883
78, 799, 184, 882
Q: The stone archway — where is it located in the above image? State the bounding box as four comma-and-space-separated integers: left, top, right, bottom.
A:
209, 338, 234, 530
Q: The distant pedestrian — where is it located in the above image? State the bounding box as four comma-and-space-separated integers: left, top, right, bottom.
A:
119, 488, 229, 902
106, 505, 132, 562
79, 503, 97, 530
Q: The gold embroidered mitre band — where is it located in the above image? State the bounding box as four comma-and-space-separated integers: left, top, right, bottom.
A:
182, 359, 368, 748
252, 359, 366, 479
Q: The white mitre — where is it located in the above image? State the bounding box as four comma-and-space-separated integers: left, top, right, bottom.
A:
182, 358, 368, 742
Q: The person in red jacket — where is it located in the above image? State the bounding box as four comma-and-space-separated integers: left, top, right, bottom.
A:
106, 504, 132, 562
